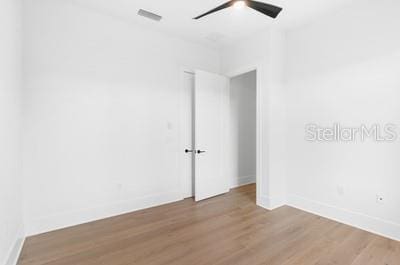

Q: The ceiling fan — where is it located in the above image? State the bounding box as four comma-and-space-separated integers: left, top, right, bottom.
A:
194, 0, 283, 20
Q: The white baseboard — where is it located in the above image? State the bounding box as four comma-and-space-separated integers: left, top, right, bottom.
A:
231, 175, 256, 189
257, 194, 285, 210
24, 189, 399, 250
287, 194, 400, 242
257, 194, 271, 210
5, 229, 25, 265
26, 191, 183, 236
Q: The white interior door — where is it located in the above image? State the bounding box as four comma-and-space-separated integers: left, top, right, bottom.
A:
194, 70, 230, 201
181, 72, 195, 198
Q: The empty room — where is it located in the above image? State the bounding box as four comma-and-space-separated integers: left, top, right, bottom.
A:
1, 0, 399, 264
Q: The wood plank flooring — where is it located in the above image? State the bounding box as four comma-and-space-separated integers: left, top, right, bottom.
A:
18, 184, 400, 265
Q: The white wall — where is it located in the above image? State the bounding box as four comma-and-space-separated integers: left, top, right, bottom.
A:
229, 71, 257, 187
221, 29, 287, 209
285, 0, 400, 241
22, 0, 220, 236
0, 0, 24, 264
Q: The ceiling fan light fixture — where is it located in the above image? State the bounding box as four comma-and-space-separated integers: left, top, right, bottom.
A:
193, 0, 282, 20
233, 0, 246, 9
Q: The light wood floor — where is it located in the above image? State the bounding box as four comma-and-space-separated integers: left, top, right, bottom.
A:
19, 184, 400, 265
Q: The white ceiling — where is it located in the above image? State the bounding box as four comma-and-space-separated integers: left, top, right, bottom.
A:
68, 0, 355, 47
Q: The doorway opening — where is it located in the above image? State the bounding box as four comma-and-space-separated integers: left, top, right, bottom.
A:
228, 70, 257, 203
180, 69, 257, 203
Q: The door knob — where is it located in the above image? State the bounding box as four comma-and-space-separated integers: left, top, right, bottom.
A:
196, 150, 206, 154
185, 149, 194, 153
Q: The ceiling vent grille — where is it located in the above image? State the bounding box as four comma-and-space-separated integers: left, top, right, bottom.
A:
137, 9, 162, 22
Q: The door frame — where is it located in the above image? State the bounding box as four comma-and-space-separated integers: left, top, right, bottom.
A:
178, 66, 263, 205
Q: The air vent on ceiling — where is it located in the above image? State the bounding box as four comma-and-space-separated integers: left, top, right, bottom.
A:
137, 9, 162, 22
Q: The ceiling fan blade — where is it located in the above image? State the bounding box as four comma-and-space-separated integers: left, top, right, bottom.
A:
248, 0, 282, 18
193, 1, 233, 19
